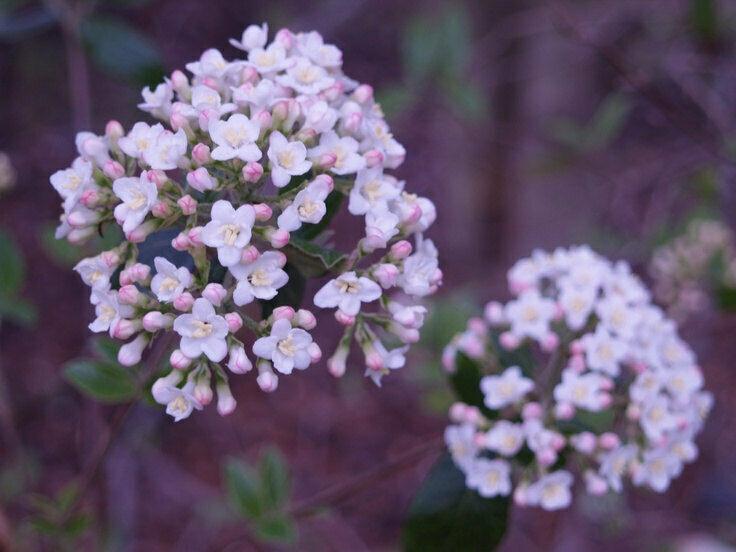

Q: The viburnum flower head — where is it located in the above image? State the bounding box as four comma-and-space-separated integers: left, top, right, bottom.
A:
444, 246, 711, 510
49, 23, 440, 421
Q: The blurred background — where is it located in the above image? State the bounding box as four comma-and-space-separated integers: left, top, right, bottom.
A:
2, 0, 736, 550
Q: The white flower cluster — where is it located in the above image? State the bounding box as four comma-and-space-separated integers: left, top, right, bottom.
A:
49, 24, 440, 421
443, 246, 711, 510
650, 219, 736, 321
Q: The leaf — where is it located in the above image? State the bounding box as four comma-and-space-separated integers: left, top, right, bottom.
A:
403, 453, 509, 552
254, 514, 297, 545
259, 448, 290, 510
91, 337, 121, 363
260, 263, 306, 318
587, 93, 630, 149
223, 458, 263, 519
41, 225, 82, 267
294, 191, 344, 241
717, 286, 736, 311
64, 360, 138, 403
81, 16, 164, 86
450, 353, 495, 419
0, 296, 36, 326
690, 0, 719, 43
136, 228, 193, 271
283, 236, 347, 277
0, 229, 23, 295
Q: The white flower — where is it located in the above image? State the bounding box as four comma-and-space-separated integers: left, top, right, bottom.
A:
445, 424, 479, 470
50, 157, 93, 210
277, 176, 331, 232
74, 254, 116, 291
296, 31, 342, 67
248, 43, 292, 73
348, 168, 400, 215
302, 100, 338, 133
154, 380, 202, 422
632, 448, 682, 492
388, 302, 427, 329
364, 341, 409, 386
558, 284, 596, 331
640, 394, 678, 440
581, 327, 627, 376
89, 289, 133, 334
144, 128, 188, 170
596, 295, 640, 339
526, 471, 573, 510
277, 57, 334, 94
185, 48, 232, 79
112, 172, 158, 233
189, 85, 236, 118
173, 298, 229, 362
75, 131, 109, 166
553, 369, 610, 411
398, 237, 440, 297
480, 366, 534, 409
201, 200, 256, 267
138, 82, 173, 119
230, 23, 268, 52
150, 257, 193, 302
119, 122, 163, 160
232, 79, 279, 111
505, 290, 556, 341
598, 444, 637, 492
308, 131, 365, 175
209, 113, 261, 162
665, 365, 704, 403
229, 251, 289, 305
313, 271, 382, 316
466, 459, 512, 498
391, 191, 436, 233
252, 318, 313, 374
363, 208, 400, 252
485, 421, 525, 456
267, 131, 312, 187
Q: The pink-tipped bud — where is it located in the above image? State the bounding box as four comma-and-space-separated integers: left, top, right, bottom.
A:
373, 263, 399, 289
271, 100, 290, 124
202, 283, 227, 306
484, 301, 505, 325
177, 194, 198, 215
307, 342, 322, 363
468, 317, 486, 335
256, 365, 279, 392
186, 167, 216, 192
118, 284, 141, 305
187, 226, 204, 247
268, 228, 290, 249
191, 143, 211, 165
68, 209, 100, 227
152, 201, 171, 219
335, 310, 355, 326
317, 152, 337, 169
171, 232, 191, 251
142, 311, 173, 332
322, 81, 344, 102
100, 250, 120, 267
344, 112, 363, 134
537, 449, 557, 467
227, 345, 253, 374
111, 319, 139, 340
126, 221, 157, 243
499, 331, 520, 350
626, 404, 641, 420
541, 332, 559, 353
117, 334, 148, 366
569, 339, 584, 355
555, 402, 575, 420
80, 189, 100, 208
599, 432, 620, 450
119, 263, 150, 286
272, 306, 295, 321
241, 65, 259, 84
353, 84, 374, 104
572, 432, 597, 454
216, 383, 237, 416
568, 354, 586, 373
194, 381, 213, 406
256, 110, 272, 129
147, 170, 168, 188
365, 350, 383, 371
327, 345, 349, 377
513, 485, 530, 507
364, 148, 384, 168
171, 70, 189, 93
388, 322, 420, 344
390, 240, 412, 260
197, 107, 219, 131
274, 28, 294, 49
522, 402, 543, 421
225, 312, 243, 333
294, 309, 317, 330
170, 349, 192, 370
242, 161, 264, 183
173, 292, 194, 312
170, 112, 189, 132
105, 120, 124, 141
103, 160, 125, 179
241, 245, 260, 263
253, 203, 272, 221
449, 403, 467, 423
585, 472, 608, 496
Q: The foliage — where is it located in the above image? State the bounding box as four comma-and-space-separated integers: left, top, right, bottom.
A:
0, 229, 36, 326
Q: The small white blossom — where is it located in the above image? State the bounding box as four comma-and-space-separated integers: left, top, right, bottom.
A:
525, 471, 573, 510
252, 318, 314, 374
229, 251, 289, 305
348, 168, 400, 215
308, 131, 365, 175
397, 237, 440, 297
201, 200, 256, 267
230, 23, 268, 52
209, 113, 261, 162
480, 366, 534, 410
151, 257, 193, 302
313, 271, 382, 316
485, 421, 525, 456
445, 424, 479, 470
112, 172, 158, 233
277, 57, 334, 95
50, 158, 93, 210
173, 298, 229, 362
89, 289, 133, 335
277, 176, 331, 232
267, 131, 312, 187
466, 459, 512, 498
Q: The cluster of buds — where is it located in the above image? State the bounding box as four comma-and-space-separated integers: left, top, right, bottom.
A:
50, 24, 440, 421
650, 218, 736, 321
443, 246, 711, 510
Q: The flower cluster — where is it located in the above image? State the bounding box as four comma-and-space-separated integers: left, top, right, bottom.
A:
443, 246, 711, 510
650, 218, 736, 321
50, 24, 440, 420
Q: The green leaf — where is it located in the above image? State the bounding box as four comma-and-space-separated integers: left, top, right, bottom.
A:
81, 16, 163, 86
587, 93, 630, 149
450, 353, 495, 419
91, 337, 121, 363
717, 286, 736, 311
283, 236, 347, 277
261, 263, 306, 318
294, 191, 344, 241
0, 229, 23, 295
690, 0, 719, 43
0, 296, 36, 326
223, 458, 263, 519
64, 360, 138, 403
41, 225, 82, 267
259, 448, 290, 510
254, 514, 297, 545
403, 453, 509, 552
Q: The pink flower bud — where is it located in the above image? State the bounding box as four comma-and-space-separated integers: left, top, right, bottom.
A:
537, 448, 556, 467
256, 367, 279, 392
100, 250, 120, 267
390, 240, 412, 260
80, 189, 100, 208
118, 284, 140, 305
271, 100, 290, 123
365, 350, 383, 371
513, 485, 530, 507
307, 342, 322, 363
241, 161, 263, 184
317, 152, 337, 169
171, 231, 191, 251
241, 65, 259, 84
364, 148, 384, 168
449, 402, 466, 422
117, 334, 148, 366
327, 346, 349, 377
252, 203, 272, 221
442, 347, 457, 372
202, 283, 227, 306
142, 311, 173, 332
197, 107, 219, 131
499, 331, 520, 350
147, 170, 168, 188
468, 317, 486, 335
227, 345, 252, 374
568, 354, 586, 373
541, 332, 559, 352
344, 112, 363, 134
267, 228, 290, 249
626, 404, 641, 420
585, 472, 608, 496
464, 406, 481, 424
294, 309, 317, 330
599, 393, 613, 408
373, 263, 399, 288
274, 28, 294, 49
216, 383, 237, 416
187, 226, 204, 247
111, 319, 139, 340
241, 245, 260, 263
522, 402, 543, 421
120, 263, 150, 286
335, 310, 355, 326
177, 194, 198, 215
170, 349, 192, 370
173, 292, 194, 312
152, 201, 171, 218
126, 221, 158, 243
388, 322, 419, 343
225, 312, 243, 333
103, 160, 125, 179
186, 167, 216, 192
272, 306, 295, 321
599, 432, 620, 450
171, 70, 189, 92
194, 381, 213, 406
353, 84, 374, 104
256, 110, 272, 129
68, 209, 99, 227
170, 112, 189, 132
191, 143, 211, 165
555, 402, 575, 420
105, 120, 124, 141
569, 339, 584, 355
572, 432, 597, 454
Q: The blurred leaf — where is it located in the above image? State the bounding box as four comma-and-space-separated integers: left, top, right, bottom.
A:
0, 295, 36, 326
450, 353, 495, 419
261, 263, 305, 318
92, 337, 122, 363
259, 448, 290, 510
284, 236, 347, 277
0, 5, 56, 43
81, 16, 163, 86
294, 191, 344, 241
441, 79, 487, 122
587, 93, 631, 149
254, 514, 297, 545
64, 359, 138, 403
689, 0, 719, 43
376, 85, 415, 118
403, 17, 442, 84
717, 286, 736, 311
403, 453, 509, 552
0, 229, 23, 295
41, 225, 82, 266
223, 458, 263, 519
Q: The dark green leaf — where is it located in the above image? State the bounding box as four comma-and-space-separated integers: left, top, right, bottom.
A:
0, 295, 36, 326
450, 353, 495, 419
259, 448, 290, 510
81, 16, 163, 86
0, 229, 23, 295
294, 191, 344, 240
403, 453, 509, 552
260, 263, 306, 318
283, 236, 346, 277
718, 286, 736, 311
41, 225, 82, 267
254, 514, 297, 545
223, 458, 263, 519
91, 337, 121, 363
136, 228, 192, 270
690, 0, 719, 43
64, 360, 138, 403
